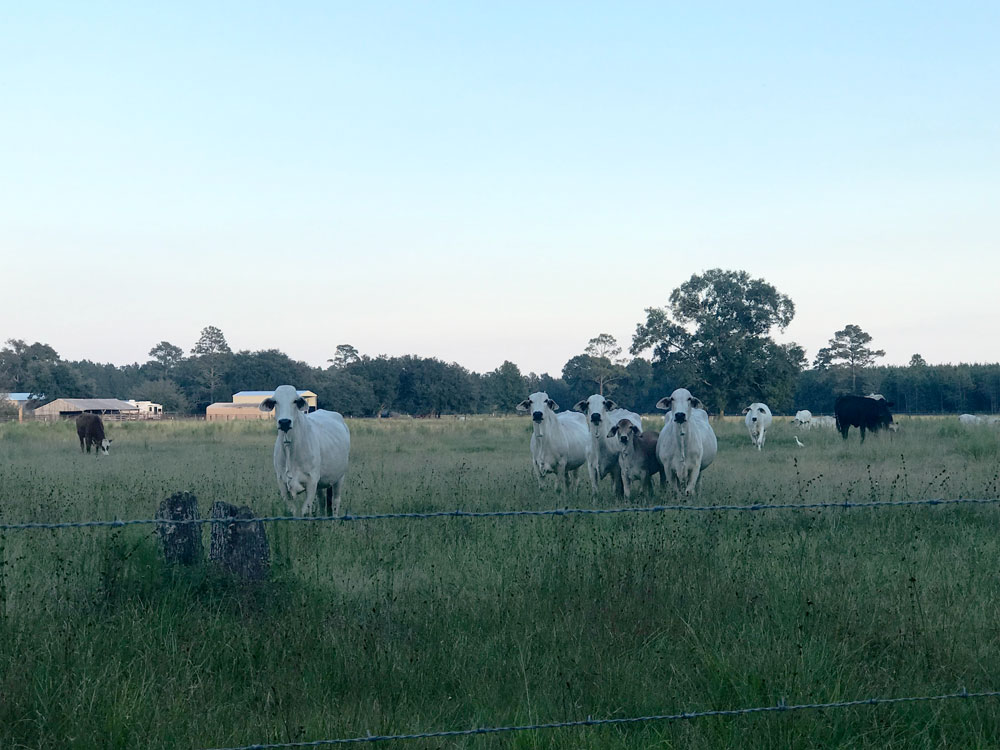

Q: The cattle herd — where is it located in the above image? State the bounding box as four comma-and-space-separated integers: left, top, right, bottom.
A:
69, 385, 999, 516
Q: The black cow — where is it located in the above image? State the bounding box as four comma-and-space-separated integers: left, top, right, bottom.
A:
76, 413, 112, 456
834, 395, 894, 442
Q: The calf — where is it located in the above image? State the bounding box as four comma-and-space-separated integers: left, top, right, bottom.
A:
517, 392, 591, 492
607, 419, 664, 499
573, 394, 642, 495
76, 413, 111, 456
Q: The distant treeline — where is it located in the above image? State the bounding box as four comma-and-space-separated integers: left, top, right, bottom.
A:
2, 339, 998, 418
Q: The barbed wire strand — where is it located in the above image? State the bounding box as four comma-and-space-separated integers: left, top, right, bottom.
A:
202, 687, 1000, 749
0, 496, 998, 532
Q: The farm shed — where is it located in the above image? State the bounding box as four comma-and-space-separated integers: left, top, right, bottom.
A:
233, 390, 317, 410
205, 403, 271, 422
127, 400, 164, 418
33, 398, 140, 421
1, 392, 38, 422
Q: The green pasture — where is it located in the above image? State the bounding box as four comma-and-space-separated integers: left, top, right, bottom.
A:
1, 415, 1000, 749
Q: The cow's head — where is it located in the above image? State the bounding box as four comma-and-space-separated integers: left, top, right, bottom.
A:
743, 403, 769, 423
656, 388, 703, 425
573, 394, 617, 432
607, 418, 640, 451
99, 438, 112, 455
516, 392, 558, 425
259, 385, 309, 440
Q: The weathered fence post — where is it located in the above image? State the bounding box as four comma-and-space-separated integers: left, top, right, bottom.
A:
155, 491, 203, 565
209, 502, 270, 581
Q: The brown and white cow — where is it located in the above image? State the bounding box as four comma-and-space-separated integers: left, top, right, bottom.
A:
76, 413, 112, 456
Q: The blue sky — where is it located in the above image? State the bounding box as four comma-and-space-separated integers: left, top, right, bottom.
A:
3, 2, 998, 374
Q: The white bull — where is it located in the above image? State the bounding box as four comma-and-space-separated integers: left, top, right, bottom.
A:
656, 388, 717, 496
742, 402, 773, 450
260, 385, 350, 516
517, 392, 591, 492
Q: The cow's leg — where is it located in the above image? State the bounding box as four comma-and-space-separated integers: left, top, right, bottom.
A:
588, 458, 600, 494
557, 460, 571, 493
684, 463, 701, 496
79, 435, 85, 453
612, 463, 624, 498
300, 477, 320, 516
859, 425, 866, 443
839, 424, 850, 440
330, 480, 344, 517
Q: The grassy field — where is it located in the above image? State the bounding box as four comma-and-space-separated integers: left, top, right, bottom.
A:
2, 415, 1000, 749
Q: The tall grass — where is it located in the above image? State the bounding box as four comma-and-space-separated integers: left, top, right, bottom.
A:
1, 417, 999, 748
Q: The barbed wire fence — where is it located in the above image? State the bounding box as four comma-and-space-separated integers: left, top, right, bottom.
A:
3, 496, 999, 747
2, 495, 999, 532
200, 688, 1000, 749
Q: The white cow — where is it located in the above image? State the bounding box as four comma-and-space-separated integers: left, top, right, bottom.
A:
573, 394, 642, 495
656, 388, 718, 496
811, 415, 836, 428
742, 402, 773, 450
791, 409, 813, 429
517, 392, 591, 492
260, 385, 350, 516
959, 414, 984, 425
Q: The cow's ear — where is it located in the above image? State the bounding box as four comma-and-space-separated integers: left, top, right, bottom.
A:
742, 406, 751, 415
758, 407, 767, 414
630, 424, 640, 435
107, 439, 113, 444
573, 400, 588, 413
691, 397, 703, 410
655, 397, 672, 411
259, 398, 276, 412
604, 399, 617, 411
607, 425, 619, 438
294, 397, 308, 411
546, 399, 559, 411
515, 400, 530, 412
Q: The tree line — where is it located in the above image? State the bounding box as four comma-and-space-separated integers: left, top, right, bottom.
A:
2, 270, 997, 418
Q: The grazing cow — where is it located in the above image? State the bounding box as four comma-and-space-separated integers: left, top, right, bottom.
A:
573, 394, 642, 495
517, 392, 591, 492
607, 419, 664, 499
834, 394, 894, 442
791, 410, 813, 429
76, 413, 112, 456
260, 385, 350, 516
656, 388, 718, 496
742, 402, 773, 450
959, 414, 984, 425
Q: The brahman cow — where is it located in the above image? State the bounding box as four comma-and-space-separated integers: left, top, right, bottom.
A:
260, 385, 350, 516
76, 413, 112, 456
573, 394, 641, 495
834, 394, 894, 442
607, 419, 664, 500
656, 388, 717, 496
959, 414, 984, 425
517, 392, 591, 492
742, 402, 773, 450
791, 409, 813, 429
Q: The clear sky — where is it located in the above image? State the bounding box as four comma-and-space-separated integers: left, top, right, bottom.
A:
3, 2, 998, 375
